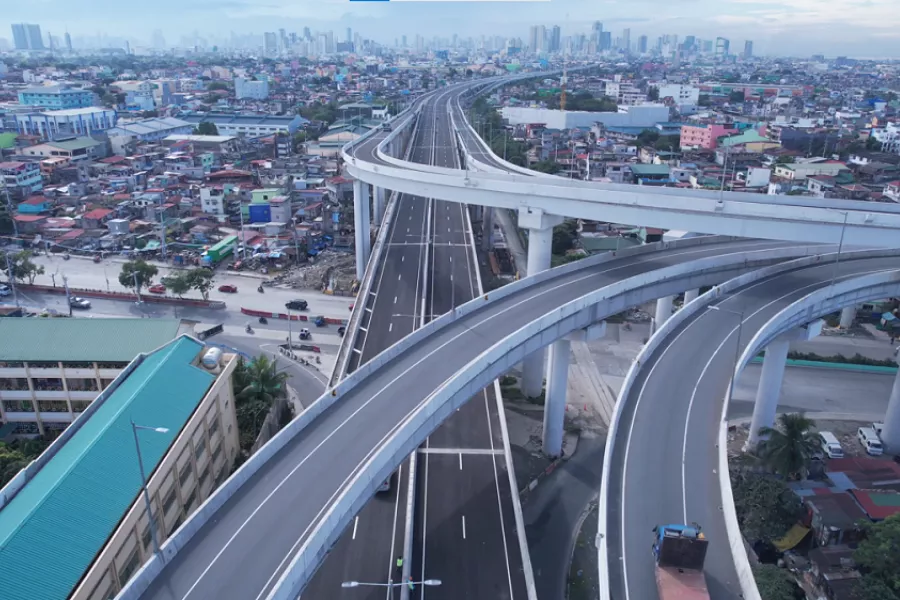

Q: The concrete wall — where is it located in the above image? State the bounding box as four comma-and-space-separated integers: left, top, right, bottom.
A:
500, 105, 670, 130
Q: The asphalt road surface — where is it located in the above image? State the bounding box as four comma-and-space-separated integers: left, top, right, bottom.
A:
606, 255, 899, 600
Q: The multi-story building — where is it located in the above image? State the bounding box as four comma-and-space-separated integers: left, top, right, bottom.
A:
15, 107, 118, 140
656, 84, 700, 105
106, 117, 193, 143
773, 158, 849, 181
179, 112, 306, 137
0, 318, 185, 435
22, 136, 107, 163
0, 160, 43, 199
0, 334, 241, 600
743, 40, 754, 59
715, 37, 730, 57
11, 23, 44, 51
680, 123, 738, 149
18, 86, 95, 109
872, 123, 900, 155
234, 77, 270, 100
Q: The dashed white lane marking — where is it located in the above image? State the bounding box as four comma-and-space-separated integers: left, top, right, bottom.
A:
461, 516, 467, 540
394, 296, 398, 304
389, 322, 393, 333
352, 516, 359, 540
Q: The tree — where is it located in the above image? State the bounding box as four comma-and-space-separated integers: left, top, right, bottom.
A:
207, 81, 229, 91
119, 259, 158, 294
758, 412, 819, 479
854, 577, 900, 600
730, 471, 802, 543
866, 136, 881, 151
637, 129, 661, 147
552, 220, 578, 255
161, 272, 191, 297
776, 155, 795, 164
193, 121, 219, 136
532, 160, 562, 174
753, 564, 802, 600
854, 514, 900, 597
184, 268, 215, 300
653, 135, 681, 152
101, 92, 117, 107
647, 86, 660, 101
729, 90, 747, 103
4, 250, 45, 284
232, 355, 289, 452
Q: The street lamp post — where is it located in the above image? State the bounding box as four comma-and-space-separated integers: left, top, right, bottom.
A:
131, 420, 169, 558
709, 304, 745, 403
341, 579, 441, 592
830, 210, 849, 290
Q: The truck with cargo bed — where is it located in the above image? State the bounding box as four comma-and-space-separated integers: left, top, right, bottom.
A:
652, 523, 710, 600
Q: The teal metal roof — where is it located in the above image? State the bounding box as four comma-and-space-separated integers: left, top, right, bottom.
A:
0, 336, 215, 600
0, 318, 180, 362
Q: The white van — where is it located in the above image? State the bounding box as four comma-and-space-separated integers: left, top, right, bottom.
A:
818, 432, 845, 459
858, 427, 884, 456
872, 422, 885, 438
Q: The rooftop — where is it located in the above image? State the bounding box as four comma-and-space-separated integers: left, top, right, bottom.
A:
45, 137, 104, 152
0, 318, 181, 362
31, 107, 113, 117
164, 134, 237, 143
109, 117, 192, 137
0, 336, 215, 600
179, 112, 305, 126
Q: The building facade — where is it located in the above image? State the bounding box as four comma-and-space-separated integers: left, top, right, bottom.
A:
22, 136, 107, 163
18, 86, 95, 109
11, 23, 44, 50
0, 161, 43, 199
234, 77, 270, 100
179, 112, 306, 137
680, 123, 737, 149
107, 117, 193, 143
16, 107, 118, 140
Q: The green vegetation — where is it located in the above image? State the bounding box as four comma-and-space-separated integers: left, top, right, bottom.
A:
184, 268, 215, 301
207, 81, 230, 92
758, 413, 819, 479
299, 101, 339, 125
752, 564, 802, 600
730, 470, 803, 543
636, 129, 682, 152
552, 220, 579, 255
785, 351, 897, 369
231, 355, 289, 455
854, 514, 900, 600
118, 259, 158, 294
0, 438, 50, 488
468, 96, 528, 167
161, 273, 191, 297
193, 121, 219, 136
3, 250, 45, 285
532, 159, 563, 174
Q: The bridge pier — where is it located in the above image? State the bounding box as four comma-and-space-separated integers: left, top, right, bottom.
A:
519, 208, 564, 398
651, 295, 675, 335
881, 369, 900, 454
684, 288, 700, 304
353, 179, 371, 280
481, 207, 493, 251
839, 306, 857, 329
745, 320, 824, 450
373, 186, 386, 226
542, 322, 607, 457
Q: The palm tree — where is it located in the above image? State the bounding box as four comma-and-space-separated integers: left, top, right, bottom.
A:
236, 354, 287, 404
759, 413, 819, 479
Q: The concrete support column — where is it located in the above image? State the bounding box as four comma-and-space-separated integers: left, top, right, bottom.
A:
481, 207, 494, 251
882, 369, 900, 454
518, 208, 564, 398
353, 180, 371, 281
746, 338, 791, 449
373, 187, 386, 226
684, 288, 700, 304
543, 339, 571, 458
652, 295, 674, 335
839, 306, 857, 329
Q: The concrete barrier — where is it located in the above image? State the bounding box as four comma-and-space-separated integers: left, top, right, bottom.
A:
19, 282, 224, 308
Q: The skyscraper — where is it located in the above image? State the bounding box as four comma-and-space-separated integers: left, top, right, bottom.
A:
622, 28, 631, 53
346, 28, 352, 43
65, 31, 72, 52
529, 25, 540, 52
550, 25, 561, 53
600, 31, 612, 51
715, 37, 730, 57
743, 40, 753, 58
264, 32, 278, 55
638, 35, 648, 54
11, 23, 44, 50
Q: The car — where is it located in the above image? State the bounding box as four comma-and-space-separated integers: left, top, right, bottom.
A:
218, 284, 238, 293
69, 297, 91, 309
285, 299, 308, 311
148, 283, 166, 294
858, 427, 884, 456
0, 284, 10, 297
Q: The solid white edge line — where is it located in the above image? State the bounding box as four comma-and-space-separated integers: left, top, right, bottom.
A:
387, 461, 403, 594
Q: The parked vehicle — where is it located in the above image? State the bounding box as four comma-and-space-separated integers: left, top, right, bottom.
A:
285, 299, 308, 311
0, 284, 10, 297
873, 422, 885, 438
858, 427, 884, 456
314, 315, 326, 327
337, 326, 346, 337
258, 316, 268, 324
818, 431, 845, 459
652, 523, 709, 600
218, 284, 238, 293
299, 328, 311, 340
69, 297, 91, 309
93, 255, 102, 263
148, 284, 166, 294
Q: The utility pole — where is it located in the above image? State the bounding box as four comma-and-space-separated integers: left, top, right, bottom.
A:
4, 253, 19, 307
63, 274, 72, 316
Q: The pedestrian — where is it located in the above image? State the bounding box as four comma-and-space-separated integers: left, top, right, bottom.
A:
395, 555, 403, 577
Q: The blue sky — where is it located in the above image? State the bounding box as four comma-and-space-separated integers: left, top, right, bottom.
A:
2, 0, 899, 57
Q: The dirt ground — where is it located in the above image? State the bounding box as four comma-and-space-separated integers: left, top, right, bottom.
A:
727, 419, 875, 458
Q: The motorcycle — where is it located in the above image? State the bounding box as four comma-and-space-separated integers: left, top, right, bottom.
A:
245, 325, 253, 333
315, 356, 321, 365
257, 285, 265, 293
63, 254, 70, 261
258, 316, 268, 324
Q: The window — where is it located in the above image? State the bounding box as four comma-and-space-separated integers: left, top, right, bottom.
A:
179, 463, 192, 487
183, 488, 197, 512
141, 523, 153, 552
209, 416, 220, 436
212, 443, 222, 464
162, 487, 177, 514
199, 466, 210, 490
194, 440, 206, 461
90, 580, 117, 600
118, 548, 141, 584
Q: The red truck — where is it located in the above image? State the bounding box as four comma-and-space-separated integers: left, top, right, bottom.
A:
652, 523, 710, 600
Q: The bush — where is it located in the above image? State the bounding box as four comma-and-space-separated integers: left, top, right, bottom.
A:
499, 375, 517, 387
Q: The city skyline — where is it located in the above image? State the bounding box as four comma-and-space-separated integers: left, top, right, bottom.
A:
1, 0, 899, 58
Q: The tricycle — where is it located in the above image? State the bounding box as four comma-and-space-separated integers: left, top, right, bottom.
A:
314, 316, 326, 327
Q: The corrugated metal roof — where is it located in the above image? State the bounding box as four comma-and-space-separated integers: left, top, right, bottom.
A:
0, 318, 181, 362
0, 336, 215, 600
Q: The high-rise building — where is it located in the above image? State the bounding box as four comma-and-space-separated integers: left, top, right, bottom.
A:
744, 40, 753, 58
401, 34, 408, 48
303, 27, 312, 41
550, 25, 561, 53
346, 28, 352, 43
600, 31, 612, 51
65, 31, 72, 53
11, 23, 44, 50
638, 35, 648, 54
591, 21, 603, 45
622, 28, 631, 53
152, 29, 166, 49
715, 37, 730, 57
264, 32, 278, 54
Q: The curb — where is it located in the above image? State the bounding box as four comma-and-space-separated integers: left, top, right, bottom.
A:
519, 453, 567, 500
17, 283, 225, 309
750, 356, 898, 374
